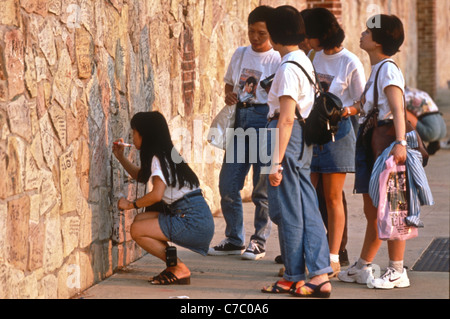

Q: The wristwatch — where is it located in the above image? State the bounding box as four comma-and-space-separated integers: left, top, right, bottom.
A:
395, 140, 407, 147
133, 200, 139, 209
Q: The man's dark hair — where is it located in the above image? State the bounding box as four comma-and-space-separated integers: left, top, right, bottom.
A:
302, 7, 345, 50
248, 5, 273, 25
367, 14, 404, 56
266, 5, 305, 45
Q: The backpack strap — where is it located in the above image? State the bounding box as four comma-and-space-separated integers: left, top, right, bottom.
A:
281, 60, 317, 161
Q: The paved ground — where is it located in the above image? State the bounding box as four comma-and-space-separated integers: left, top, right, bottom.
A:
78, 90, 449, 301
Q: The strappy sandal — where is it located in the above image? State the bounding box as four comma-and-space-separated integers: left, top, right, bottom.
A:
150, 270, 191, 285
148, 269, 169, 282
261, 280, 296, 294
290, 280, 331, 298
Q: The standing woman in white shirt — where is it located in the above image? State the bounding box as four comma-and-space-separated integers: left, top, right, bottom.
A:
302, 8, 366, 277
338, 15, 411, 289
261, 5, 332, 298
113, 111, 214, 285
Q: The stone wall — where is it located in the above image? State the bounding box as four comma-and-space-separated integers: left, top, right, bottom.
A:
0, 0, 444, 299
0, 0, 306, 299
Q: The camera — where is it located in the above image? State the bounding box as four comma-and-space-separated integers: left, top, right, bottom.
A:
165, 246, 177, 267
260, 74, 275, 90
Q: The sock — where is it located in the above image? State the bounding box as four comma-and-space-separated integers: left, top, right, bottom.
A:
356, 258, 370, 269
389, 260, 404, 273
330, 253, 339, 263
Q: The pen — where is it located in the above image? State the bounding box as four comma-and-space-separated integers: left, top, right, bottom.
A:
113, 142, 133, 147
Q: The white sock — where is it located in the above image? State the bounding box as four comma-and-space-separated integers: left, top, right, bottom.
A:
356, 258, 370, 269
389, 260, 404, 273
330, 253, 339, 263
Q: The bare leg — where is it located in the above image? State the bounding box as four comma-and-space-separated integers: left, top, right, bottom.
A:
130, 212, 190, 280
322, 173, 346, 255
387, 240, 406, 261
360, 194, 383, 262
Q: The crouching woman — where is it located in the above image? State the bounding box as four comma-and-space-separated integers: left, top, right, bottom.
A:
113, 111, 215, 285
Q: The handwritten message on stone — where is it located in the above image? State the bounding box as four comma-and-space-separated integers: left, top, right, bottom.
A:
39, 170, 59, 215
39, 113, 56, 169
75, 27, 93, 79
4, 29, 25, 99
7, 95, 32, 143
59, 148, 78, 214
7, 196, 30, 271
49, 104, 67, 148
52, 48, 72, 109
38, 20, 57, 66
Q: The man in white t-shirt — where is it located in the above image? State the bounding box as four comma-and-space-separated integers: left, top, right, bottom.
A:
208, 6, 281, 260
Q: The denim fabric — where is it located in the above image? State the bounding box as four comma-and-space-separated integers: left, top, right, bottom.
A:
219, 105, 272, 248
158, 190, 215, 256
416, 113, 447, 142
266, 120, 332, 282
354, 126, 372, 194
311, 117, 356, 173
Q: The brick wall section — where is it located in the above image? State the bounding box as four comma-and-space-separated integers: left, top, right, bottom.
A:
306, 0, 342, 21
417, 0, 437, 98
181, 26, 196, 116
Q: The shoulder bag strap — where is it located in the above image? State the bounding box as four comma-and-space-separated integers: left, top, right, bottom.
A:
373, 60, 408, 125
373, 59, 395, 112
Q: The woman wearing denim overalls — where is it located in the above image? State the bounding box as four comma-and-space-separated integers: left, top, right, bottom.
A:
261, 6, 332, 298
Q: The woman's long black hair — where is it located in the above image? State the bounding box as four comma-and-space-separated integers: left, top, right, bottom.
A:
130, 111, 199, 190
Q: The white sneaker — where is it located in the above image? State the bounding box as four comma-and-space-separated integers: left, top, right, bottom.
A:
338, 262, 374, 284
368, 267, 410, 289
241, 240, 266, 260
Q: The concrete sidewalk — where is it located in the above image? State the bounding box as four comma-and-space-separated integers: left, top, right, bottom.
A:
78, 91, 450, 300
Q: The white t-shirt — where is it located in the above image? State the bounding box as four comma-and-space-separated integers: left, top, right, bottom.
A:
267, 50, 315, 119
224, 46, 281, 104
360, 59, 405, 121
313, 49, 366, 108
150, 156, 198, 204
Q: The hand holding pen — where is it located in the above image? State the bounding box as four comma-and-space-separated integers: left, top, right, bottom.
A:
113, 141, 133, 147
112, 139, 132, 160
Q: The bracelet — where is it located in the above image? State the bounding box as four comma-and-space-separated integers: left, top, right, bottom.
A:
133, 200, 139, 209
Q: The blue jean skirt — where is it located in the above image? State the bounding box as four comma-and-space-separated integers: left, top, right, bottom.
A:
158, 189, 215, 256
311, 117, 356, 173
354, 127, 372, 194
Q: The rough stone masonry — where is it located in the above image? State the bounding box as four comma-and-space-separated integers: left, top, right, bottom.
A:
0, 0, 447, 299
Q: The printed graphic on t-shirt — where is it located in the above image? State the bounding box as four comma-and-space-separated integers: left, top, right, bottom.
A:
317, 73, 335, 92
238, 68, 262, 103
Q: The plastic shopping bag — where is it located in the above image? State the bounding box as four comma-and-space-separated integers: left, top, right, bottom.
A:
207, 104, 236, 150
377, 156, 418, 241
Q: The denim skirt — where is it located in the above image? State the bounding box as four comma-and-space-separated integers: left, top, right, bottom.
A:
158, 189, 215, 256
311, 117, 356, 173
354, 127, 372, 194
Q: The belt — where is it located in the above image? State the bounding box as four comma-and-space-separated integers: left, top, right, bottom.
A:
268, 113, 280, 122
168, 189, 203, 208
237, 102, 268, 109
